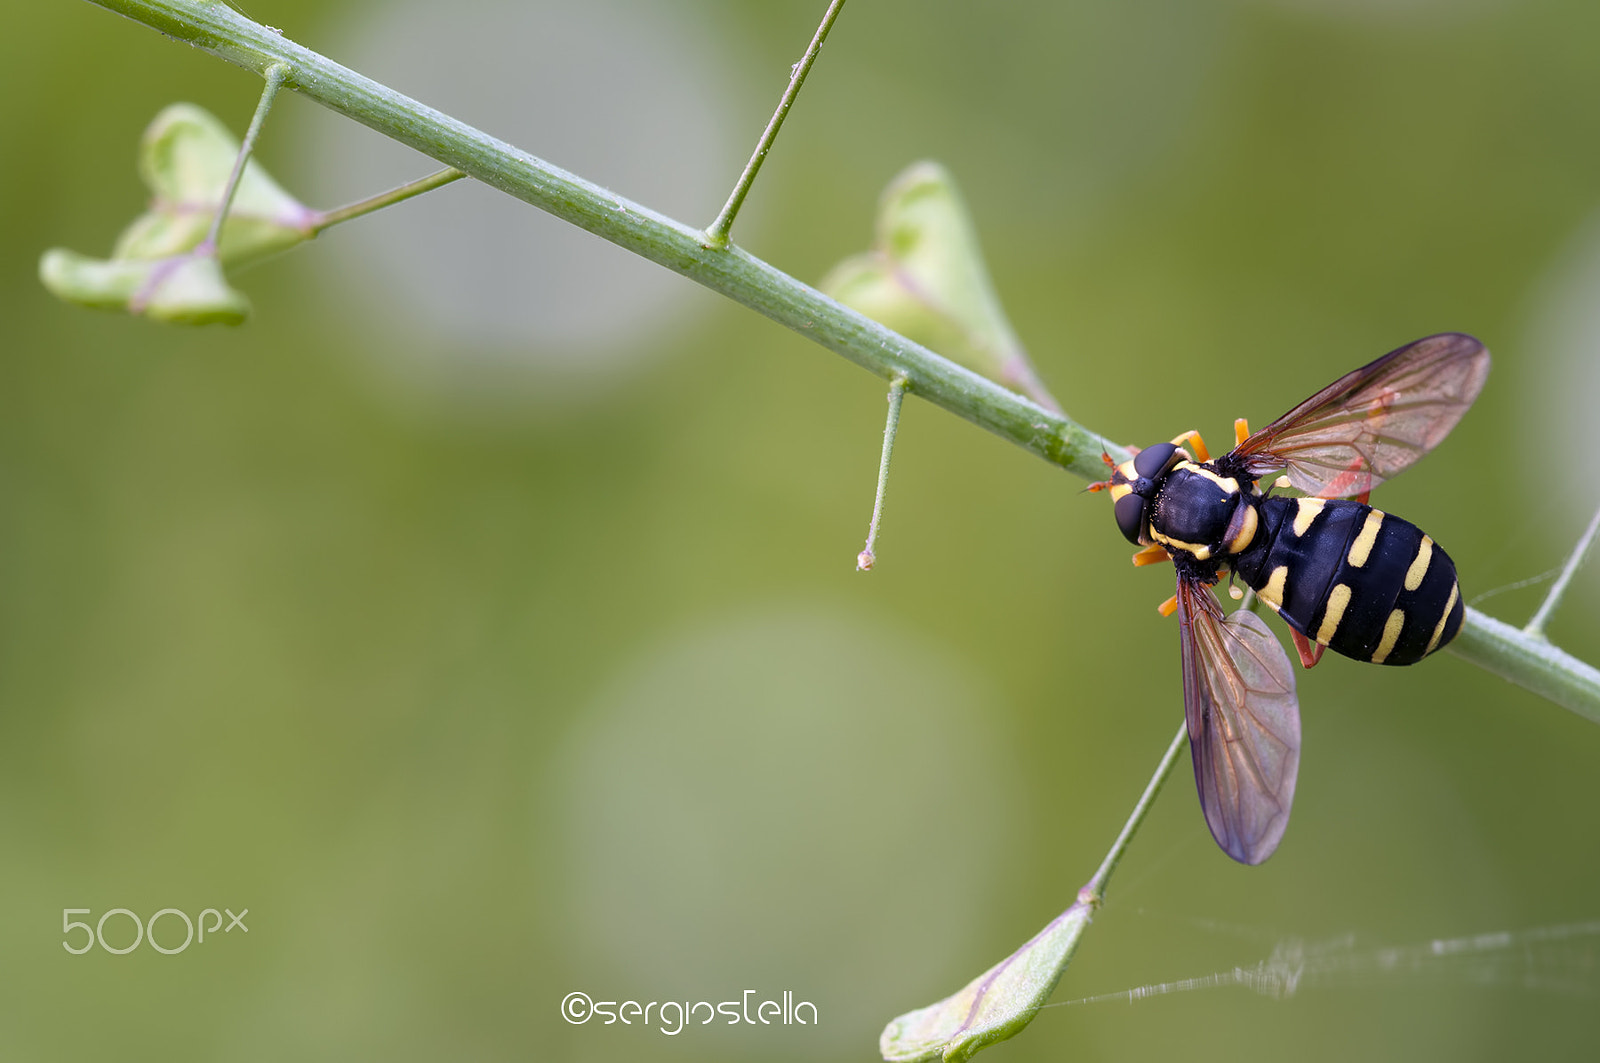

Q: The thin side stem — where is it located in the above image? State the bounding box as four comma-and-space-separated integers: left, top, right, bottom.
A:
1081, 720, 1189, 905
80, 0, 1600, 725
703, 0, 848, 248
857, 374, 908, 571
1525, 501, 1600, 639
84, 0, 1124, 479
313, 167, 466, 232
199, 63, 286, 254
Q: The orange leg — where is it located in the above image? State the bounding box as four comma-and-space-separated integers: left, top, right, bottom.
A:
1157, 594, 1179, 617
1170, 429, 1210, 463
1233, 418, 1251, 447
1132, 543, 1170, 567
1086, 452, 1119, 493
1290, 628, 1326, 669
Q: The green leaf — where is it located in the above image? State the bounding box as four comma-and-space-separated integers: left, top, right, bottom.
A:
880, 897, 1095, 1062
39, 102, 309, 325
38, 249, 151, 312
40, 248, 249, 326
136, 252, 251, 325
118, 102, 315, 264
821, 161, 1058, 411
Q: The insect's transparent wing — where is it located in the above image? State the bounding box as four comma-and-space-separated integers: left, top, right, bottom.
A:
1176, 579, 1301, 865
1232, 333, 1490, 498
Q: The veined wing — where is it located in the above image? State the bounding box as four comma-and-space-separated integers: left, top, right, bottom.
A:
1231, 333, 1489, 498
1176, 578, 1301, 865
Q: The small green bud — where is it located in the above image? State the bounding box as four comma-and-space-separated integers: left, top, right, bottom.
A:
821, 161, 1058, 411
122, 102, 315, 265
39, 103, 309, 325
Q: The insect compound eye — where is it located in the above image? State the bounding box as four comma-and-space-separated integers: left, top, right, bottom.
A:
1132, 442, 1180, 481
1114, 492, 1149, 544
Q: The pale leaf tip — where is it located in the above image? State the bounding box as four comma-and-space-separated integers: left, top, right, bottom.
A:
878, 900, 1095, 1062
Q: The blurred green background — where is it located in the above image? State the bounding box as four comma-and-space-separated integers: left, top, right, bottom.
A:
6, 0, 1600, 1060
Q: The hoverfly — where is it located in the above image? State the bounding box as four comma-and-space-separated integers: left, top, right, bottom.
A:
1092, 333, 1491, 864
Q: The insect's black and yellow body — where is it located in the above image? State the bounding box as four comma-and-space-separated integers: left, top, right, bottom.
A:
1110, 448, 1465, 667
1096, 333, 1490, 865
1237, 496, 1463, 666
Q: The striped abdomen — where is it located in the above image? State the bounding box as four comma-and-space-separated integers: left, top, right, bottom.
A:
1232, 497, 1463, 665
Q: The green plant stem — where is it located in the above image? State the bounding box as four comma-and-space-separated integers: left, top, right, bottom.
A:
1524, 501, 1600, 640
1449, 608, 1600, 724
703, 0, 848, 248
1081, 720, 1188, 906
313, 167, 465, 232
87, 0, 1122, 477
858, 374, 908, 572
199, 62, 285, 253
81, 0, 1600, 724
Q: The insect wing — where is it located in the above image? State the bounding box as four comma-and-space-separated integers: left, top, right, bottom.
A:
1232, 332, 1490, 498
1176, 579, 1301, 865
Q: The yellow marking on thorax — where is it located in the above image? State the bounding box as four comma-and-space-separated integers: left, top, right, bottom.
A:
1316, 583, 1352, 645
1176, 462, 1240, 495
1259, 565, 1289, 609
1371, 609, 1407, 664
1424, 583, 1460, 655
1291, 498, 1326, 537
1404, 536, 1434, 591
1151, 529, 1211, 561
1346, 510, 1385, 567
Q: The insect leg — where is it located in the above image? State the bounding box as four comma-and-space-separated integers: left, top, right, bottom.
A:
1171, 429, 1210, 462
1289, 627, 1326, 669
